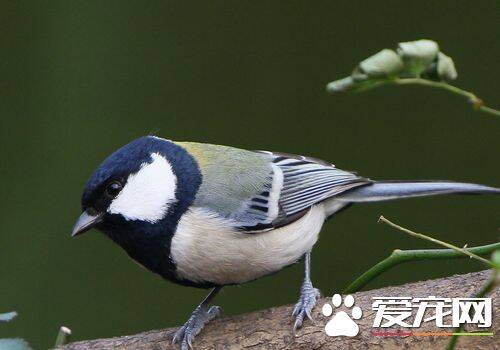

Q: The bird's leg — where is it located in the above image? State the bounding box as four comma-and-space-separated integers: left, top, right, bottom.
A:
292, 252, 321, 332
173, 286, 222, 350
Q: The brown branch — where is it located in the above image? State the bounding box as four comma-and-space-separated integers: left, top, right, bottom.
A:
60, 270, 498, 350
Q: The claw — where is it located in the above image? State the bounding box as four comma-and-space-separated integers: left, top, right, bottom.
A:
172, 305, 221, 349
172, 327, 183, 344
207, 305, 221, 318
292, 282, 320, 333
292, 302, 301, 317
293, 314, 304, 332
186, 337, 193, 350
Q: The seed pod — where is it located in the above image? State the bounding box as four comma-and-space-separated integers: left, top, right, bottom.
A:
326, 76, 356, 93
397, 39, 439, 76
436, 52, 457, 81
357, 49, 404, 78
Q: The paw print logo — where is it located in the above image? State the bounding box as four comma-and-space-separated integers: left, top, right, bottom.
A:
322, 294, 362, 337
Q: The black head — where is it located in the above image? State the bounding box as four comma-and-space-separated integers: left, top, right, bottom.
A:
72, 136, 202, 256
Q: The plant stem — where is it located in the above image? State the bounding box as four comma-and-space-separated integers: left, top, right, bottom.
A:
392, 78, 500, 117
479, 105, 500, 116
343, 242, 500, 293
54, 326, 72, 347
446, 269, 498, 349
378, 216, 494, 267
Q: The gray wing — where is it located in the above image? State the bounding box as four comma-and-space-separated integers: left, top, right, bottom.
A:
238, 152, 371, 231
189, 144, 371, 232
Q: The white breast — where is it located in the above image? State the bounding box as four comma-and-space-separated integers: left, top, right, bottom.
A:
170, 205, 326, 285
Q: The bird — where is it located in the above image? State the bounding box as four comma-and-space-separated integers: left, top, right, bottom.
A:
72, 135, 499, 349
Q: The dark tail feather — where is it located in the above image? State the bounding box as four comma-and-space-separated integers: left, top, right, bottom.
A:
337, 181, 500, 203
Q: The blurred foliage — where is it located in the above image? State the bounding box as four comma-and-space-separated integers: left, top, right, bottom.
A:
0, 313, 18, 323
0, 339, 32, 350
0, 312, 32, 350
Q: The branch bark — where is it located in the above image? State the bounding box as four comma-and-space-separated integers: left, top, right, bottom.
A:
61, 270, 498, 350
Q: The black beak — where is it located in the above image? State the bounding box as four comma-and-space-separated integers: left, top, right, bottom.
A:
71, 211, 104, 237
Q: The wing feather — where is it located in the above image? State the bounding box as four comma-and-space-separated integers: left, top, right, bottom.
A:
178, 142, 370, 232
238, 151, 371, 231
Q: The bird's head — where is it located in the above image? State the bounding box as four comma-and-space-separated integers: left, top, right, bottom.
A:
72, 136, 201, 245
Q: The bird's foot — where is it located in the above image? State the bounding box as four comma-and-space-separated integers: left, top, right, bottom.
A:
292, 280, 320, 332
172, 304, 221, 350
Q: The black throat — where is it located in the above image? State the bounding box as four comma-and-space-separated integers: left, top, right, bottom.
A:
100, 215, 179, 282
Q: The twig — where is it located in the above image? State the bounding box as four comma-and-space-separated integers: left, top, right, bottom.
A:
392, 78, 500, 117
378, 216, 494, 267
343, 242, 500, 293
326, 77, 500, 118
344, 215, 498, 293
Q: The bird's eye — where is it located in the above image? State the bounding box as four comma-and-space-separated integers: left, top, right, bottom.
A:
105, 181, 123, 198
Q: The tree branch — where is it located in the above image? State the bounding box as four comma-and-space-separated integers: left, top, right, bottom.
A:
60, 270, 497, 350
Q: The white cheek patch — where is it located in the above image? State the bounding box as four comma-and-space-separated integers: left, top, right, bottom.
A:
108, 153, 177, 222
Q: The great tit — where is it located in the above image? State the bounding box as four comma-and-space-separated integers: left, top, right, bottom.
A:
72, 136, 499, 349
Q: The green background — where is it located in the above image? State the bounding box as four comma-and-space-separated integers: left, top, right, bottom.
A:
1, 1, 499, 348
